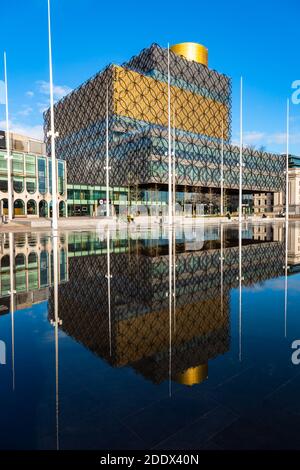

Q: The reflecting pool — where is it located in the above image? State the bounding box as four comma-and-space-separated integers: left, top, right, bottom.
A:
1, 221, 300, 449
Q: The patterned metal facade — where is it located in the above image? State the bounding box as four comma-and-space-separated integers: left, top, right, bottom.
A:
44, 43, 285, 197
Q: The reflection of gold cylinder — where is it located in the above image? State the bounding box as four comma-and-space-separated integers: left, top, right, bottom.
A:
170, 42, 208, 66
175, 363, 208, 386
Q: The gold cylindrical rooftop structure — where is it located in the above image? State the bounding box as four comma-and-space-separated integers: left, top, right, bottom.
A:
170, 42, 208, 66
175, 363, 208, 386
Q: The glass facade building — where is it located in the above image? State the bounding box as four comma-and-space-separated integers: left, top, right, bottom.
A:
0, 132, 67, 218
43, 42, 286, 217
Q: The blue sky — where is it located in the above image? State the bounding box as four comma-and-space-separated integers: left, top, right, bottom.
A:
0, 0, 300, 154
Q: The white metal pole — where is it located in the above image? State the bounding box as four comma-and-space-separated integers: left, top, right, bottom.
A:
4, 52, 13, 221
47, 0, 58, 231
167, 44, 172, 225
172, 106, 176, 220
106, 85, 110, 218
52, 233, 60, 450
238, 221, 242, 361
221, 119, 224, 217
284, 220, 288, 338
9, 232, 16, 390
239, 77, 243, 223
167, 44, 173, 393
286, 99, 290, 223
172, 108, 176, 331
168, 225, 172, 397
106, 228, 112, 355
220, 223, 224, 317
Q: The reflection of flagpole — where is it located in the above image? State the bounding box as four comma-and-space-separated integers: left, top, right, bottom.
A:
9, 232, 16, 390
167, 44, 172, 226
239, 77, 243, 223
172, 107, 176, 331
173, 226, 176, 332
105, 85, 110, 218
168, 225, 172, 397
106, 228, 112, 355
4, 52, 13, 221
50, 233, 62, 450
220, 224, 224, 317
238, 222, 243, 361
284, 220, 289, 338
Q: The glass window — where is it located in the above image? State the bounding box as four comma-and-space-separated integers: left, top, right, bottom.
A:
27, 199, 37, 215
0, 153, 7, 172
48, 159, 52, 194
28, 252, 38, 268
26, 178, 36, 194
40, 251, 49, 287
14, 199, 25, 216
58, 161, 65, 195
0, 255, 10, 296
28, 252, 38, 290
0, 178, 8, 192
15, 254, 26, 292
67, 188, 74, 200
38, 158, 47, 194
60, 249, 67, 282
12, 153, 24, 174
25, 155, 36, 176
13, 177, 24, 193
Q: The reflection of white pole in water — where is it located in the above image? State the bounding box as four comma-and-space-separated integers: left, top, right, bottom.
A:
9, 232, 16, 390
106, 228, 112, 355
167, 44, 172, 226
173, 226, 176, 333
105, 85, 110, 218
239, 77, 243, 224
220, 119, 224, 217
220, 224, 224, 317
284, 221, 289, 338
51, 233, 61, 451
238, 222, 243, 361
4, 52, 13, 221
168, 226, 172, 397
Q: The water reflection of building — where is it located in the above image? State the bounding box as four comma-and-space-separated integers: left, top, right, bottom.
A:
48, 227, 286, 386
287, 224, 300, 267
0, 233, 68, 313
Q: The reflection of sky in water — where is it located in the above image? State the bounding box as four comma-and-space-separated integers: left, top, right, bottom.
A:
0, 223, 300, 450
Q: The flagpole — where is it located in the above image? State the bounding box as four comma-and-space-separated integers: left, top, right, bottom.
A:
105, 85, 110, 218
47, 0, 58, 231
238, 221, 242, 361
286, 99, 290, 223
220, 119, 224, 217
167, 44, 172, 225
168, 44, 173, 394
239, 77, 243, 224
4, 52, 13, 221
172, 106, 176, 220
9, 232, 16, 389
284, 220, 288, 338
